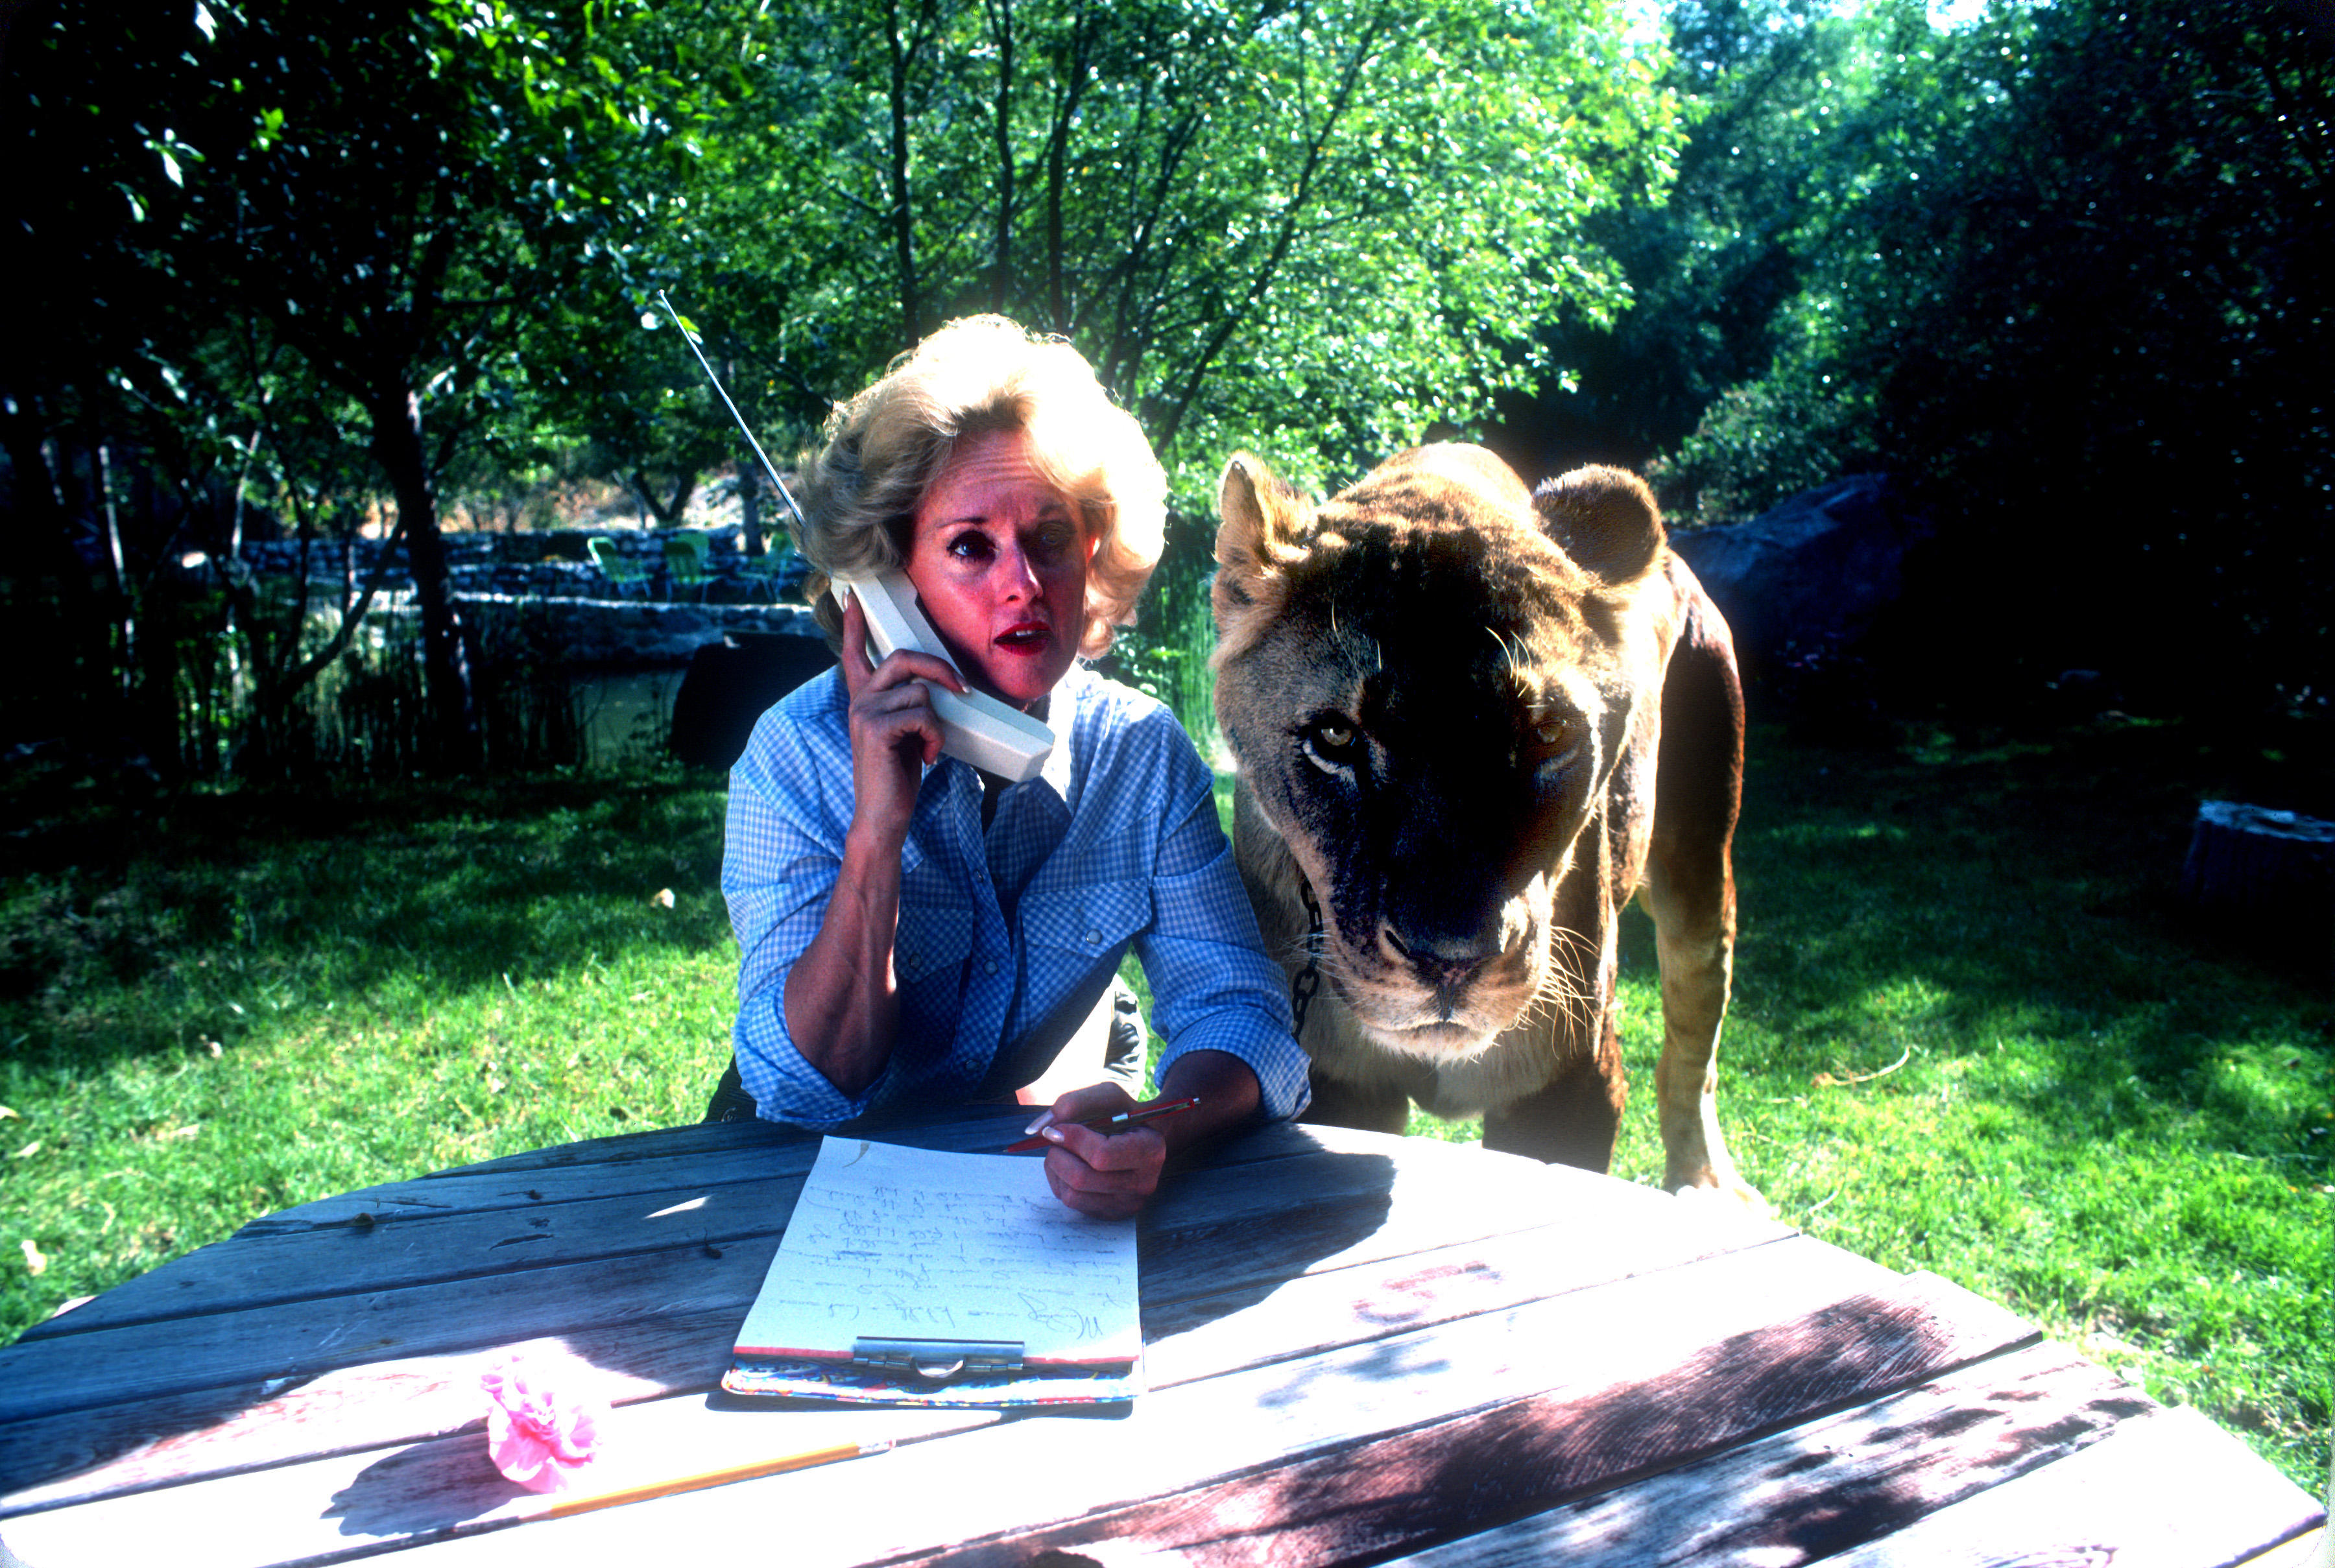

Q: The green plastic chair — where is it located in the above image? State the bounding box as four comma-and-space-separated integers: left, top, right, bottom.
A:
733, 540, 795, 602
587, 536, 652, 599
664, 532, 713, 602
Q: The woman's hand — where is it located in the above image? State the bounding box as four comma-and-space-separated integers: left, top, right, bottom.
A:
1028, 1052, 1265, 1219
837, 590, 966, 850
1030, 1082, 1164, 1220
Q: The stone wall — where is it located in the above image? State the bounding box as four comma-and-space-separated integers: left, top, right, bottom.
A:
432, 595, 827, 670
234, 527, 810, 605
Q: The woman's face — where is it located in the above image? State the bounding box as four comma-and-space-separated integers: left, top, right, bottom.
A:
904, 425, 1094, 709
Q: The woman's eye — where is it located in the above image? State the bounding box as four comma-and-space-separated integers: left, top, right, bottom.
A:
946, 531, 994, 562
1027, 518, 1077, 564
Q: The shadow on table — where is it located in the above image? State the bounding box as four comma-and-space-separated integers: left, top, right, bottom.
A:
1138, 1150, 1398, 1350
326, 1437, 533, 1541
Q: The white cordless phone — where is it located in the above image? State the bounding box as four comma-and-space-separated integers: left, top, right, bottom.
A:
647, 291, 1055, 785
832, 571, 1055, 783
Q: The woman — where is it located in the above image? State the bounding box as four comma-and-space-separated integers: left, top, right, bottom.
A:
716, 316, 1310, 1218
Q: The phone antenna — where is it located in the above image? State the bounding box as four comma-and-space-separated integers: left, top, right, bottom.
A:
654, 290, 808, 531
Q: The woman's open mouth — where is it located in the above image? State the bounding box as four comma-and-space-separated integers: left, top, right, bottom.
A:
994, 623, 1053, 656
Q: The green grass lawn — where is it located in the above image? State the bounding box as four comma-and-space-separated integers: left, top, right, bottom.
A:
3, 723, 2328, 1490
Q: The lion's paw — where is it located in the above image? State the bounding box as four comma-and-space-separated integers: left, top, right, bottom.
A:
1671, 1178, 1774, 1222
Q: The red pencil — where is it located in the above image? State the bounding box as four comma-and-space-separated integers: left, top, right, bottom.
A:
1004, 1097, 1199, 1153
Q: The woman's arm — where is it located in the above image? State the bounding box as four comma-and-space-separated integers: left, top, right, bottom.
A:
780, 594, 966, 1097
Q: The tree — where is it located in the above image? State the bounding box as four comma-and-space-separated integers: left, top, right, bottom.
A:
1, 0, 727, 767
1495, 0, 1854, 479
651, 0, 1682, 501
1662, 0, 2334, 721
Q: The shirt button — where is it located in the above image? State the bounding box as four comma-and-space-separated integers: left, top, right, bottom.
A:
983, 960, 998, 976
1083, 929, 1102, 945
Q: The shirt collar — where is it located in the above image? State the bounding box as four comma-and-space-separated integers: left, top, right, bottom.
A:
1033, 665, 1083, 803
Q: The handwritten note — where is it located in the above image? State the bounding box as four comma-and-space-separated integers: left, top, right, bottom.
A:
731, 1137, 1140, 1367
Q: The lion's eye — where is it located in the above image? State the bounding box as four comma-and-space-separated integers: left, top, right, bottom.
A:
1304, 718, 1361, 774
1527, 717, 1575, 757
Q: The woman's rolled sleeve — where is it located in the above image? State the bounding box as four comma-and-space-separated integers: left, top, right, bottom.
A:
1136, 797, 1311, 1123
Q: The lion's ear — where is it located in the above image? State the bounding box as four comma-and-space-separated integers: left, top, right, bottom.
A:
1214, 453, 1313, 608
1533, 465, 1666, 586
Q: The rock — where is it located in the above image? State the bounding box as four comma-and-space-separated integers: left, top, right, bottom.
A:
669, 632, 839, 770
1666, 475, 1930, 674
2178, 801, 2335, 956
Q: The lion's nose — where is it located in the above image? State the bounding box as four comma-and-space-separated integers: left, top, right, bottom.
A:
1381, 923, 1494, 997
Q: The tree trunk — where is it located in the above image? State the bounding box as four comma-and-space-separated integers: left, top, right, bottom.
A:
368, 383, 479, 769
0, 410, 113, 732
739, 444, 765, 556
986, 0, 1014, 312
885, 0, 926, 348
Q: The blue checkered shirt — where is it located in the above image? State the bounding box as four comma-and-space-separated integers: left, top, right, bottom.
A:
723, 663, 1310, 1129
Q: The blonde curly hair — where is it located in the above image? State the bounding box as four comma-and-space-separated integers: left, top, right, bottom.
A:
792, 315, 1167, 658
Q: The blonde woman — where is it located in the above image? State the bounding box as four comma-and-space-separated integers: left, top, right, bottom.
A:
713, 317, 1308, 1217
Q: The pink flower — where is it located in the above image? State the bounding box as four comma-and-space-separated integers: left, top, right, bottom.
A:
479, 1357, 605, 1492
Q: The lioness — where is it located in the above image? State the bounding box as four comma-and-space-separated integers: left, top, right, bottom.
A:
1211, 442, 1762, 1207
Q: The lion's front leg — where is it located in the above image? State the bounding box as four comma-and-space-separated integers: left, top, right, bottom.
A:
1642, 579, 1767, 1216
1300, 1070, 1413, 1135
1645, 901, 1766, 1214
1481, 1012, 1626, 1170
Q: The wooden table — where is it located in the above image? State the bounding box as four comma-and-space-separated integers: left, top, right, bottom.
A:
2, 1108, 2322, 1566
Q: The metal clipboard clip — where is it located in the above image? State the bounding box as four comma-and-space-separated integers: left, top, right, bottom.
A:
852, 1337, 1025, 1383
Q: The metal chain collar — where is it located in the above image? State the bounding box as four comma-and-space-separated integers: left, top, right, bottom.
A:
1290, 877, 1324, 1040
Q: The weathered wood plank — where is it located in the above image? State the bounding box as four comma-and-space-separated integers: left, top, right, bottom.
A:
328, 1239, 1946, 1568
18, 1116, 1364, 1346
1139, 1137, 1723, 1310
890, 1269, 2042, 1568
411, 1117, 800, 1176
0, 1236, 782, 1436
0, 1233, 1912, 1567
1144, 1212, 1795, 1386
21, 1170, 813, 1344
2, 1186, 1778, 1517
1383, 1337, 2155, 1567
0, 1313, 742, 1517
5, 1130, 1618, 1434
0, 1394, 991, 1568
1810, 1405, 2326, 1568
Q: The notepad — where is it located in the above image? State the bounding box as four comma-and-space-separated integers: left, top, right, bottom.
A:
723, 1136, 1142, 1407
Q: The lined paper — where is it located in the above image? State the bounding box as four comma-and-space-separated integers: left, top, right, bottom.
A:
731, 1137, 1140, 1367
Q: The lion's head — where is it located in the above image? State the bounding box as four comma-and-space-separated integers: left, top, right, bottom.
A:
1211, 443, 1671, 1065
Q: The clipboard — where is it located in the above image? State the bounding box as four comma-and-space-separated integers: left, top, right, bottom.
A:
722, 1137, 1143, 1408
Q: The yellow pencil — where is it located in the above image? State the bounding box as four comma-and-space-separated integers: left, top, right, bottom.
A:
540, 1436, 892, 1519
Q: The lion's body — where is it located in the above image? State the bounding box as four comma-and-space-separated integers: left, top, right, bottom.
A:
1211, 444, 1760, 1204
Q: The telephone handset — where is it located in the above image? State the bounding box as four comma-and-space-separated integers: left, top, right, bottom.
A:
640, 291, 1055, 786
832, 571, 1055, 783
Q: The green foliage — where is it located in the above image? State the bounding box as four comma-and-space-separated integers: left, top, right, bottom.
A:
1518, 0, 1857, 474
1650, 0, 2332, 718
6, 0, 1682, 770
645, 0, 1682, 492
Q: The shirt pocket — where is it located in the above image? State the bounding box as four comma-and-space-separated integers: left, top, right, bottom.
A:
894, 901, 976, 986
1022, 879, 1150, 962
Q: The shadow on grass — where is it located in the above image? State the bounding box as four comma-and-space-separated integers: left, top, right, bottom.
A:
0, 767, 736, 1078
1612, 720, 2334, 1170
